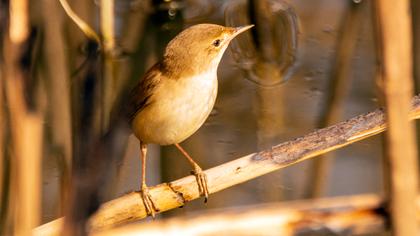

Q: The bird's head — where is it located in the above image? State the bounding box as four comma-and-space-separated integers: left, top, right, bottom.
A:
162, 24, 253, 78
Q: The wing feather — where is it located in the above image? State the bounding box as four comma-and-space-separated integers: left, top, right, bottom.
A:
127, 62, 163, 122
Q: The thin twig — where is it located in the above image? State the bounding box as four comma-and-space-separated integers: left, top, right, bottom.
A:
100, 0, 116, 131
58, 0, 101, 44
34, 94, 420, 236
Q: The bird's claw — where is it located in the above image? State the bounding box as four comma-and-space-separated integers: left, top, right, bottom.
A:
192, 166, 209, 202
141, 185, 159, 218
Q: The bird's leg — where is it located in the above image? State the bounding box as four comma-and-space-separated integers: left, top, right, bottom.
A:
140, 142, 159, 217
174, 143, 209, 202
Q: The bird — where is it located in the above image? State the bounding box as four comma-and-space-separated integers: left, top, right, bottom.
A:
127, 23, 253, 217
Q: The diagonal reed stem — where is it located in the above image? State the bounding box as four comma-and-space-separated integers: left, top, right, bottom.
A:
34, 94, 420, 235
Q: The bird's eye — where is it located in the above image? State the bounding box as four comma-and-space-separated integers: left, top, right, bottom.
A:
212, 39, 221, 47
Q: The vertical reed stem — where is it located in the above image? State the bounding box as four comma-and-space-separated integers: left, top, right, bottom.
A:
100, 0, 116, 131
6, 1, 43, 235
101, 0, 115, 52
413, 0, 420, 92
9, 0, 29, 43
42, 0, 73, 214
373, 1, 419, 235
14, 115, 43, 236
310, 1, 364, 198
0, 49, 5, 234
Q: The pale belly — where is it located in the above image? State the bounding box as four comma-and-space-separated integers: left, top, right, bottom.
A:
132, 73, 218, 145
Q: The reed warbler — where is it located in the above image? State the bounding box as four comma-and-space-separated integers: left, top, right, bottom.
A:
127, 23, 253, 217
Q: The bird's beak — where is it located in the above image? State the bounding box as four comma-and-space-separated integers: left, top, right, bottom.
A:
230, 24, 254, 39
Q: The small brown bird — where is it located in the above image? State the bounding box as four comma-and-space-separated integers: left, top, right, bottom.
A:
128, 23, 253, 217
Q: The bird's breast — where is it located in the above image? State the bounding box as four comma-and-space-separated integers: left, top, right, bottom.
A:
132, 69, 218, 145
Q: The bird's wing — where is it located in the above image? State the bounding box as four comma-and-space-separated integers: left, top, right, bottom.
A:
127, 62, 163, 122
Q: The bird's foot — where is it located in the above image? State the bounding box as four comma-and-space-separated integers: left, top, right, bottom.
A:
141, 184, 159, 218
191, 165, 209, 202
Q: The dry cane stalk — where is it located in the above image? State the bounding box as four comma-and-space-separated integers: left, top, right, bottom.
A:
34, 94, 420, 236
373, 1, 419, 235
94, 194, 394, 236
6, 1, 44, 235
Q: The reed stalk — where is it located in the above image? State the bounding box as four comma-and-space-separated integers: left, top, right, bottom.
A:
373, 1, 419, 235
34, 94, 420, 235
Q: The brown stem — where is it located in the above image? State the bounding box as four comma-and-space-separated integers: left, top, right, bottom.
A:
373, 1, 419, 235
309, 0, 365, 198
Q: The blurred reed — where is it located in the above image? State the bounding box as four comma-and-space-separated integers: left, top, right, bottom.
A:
225, 0, 299, 201
94, 194, 388, 236
3, 1, 44, 235
100, 0, 116, 131
373, 0, 419, 235
413, 0, 420, 93
0, 11, 5, 231
309, 0, 366, 198
42, 0, 73, 214
0, 2, 8, 234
